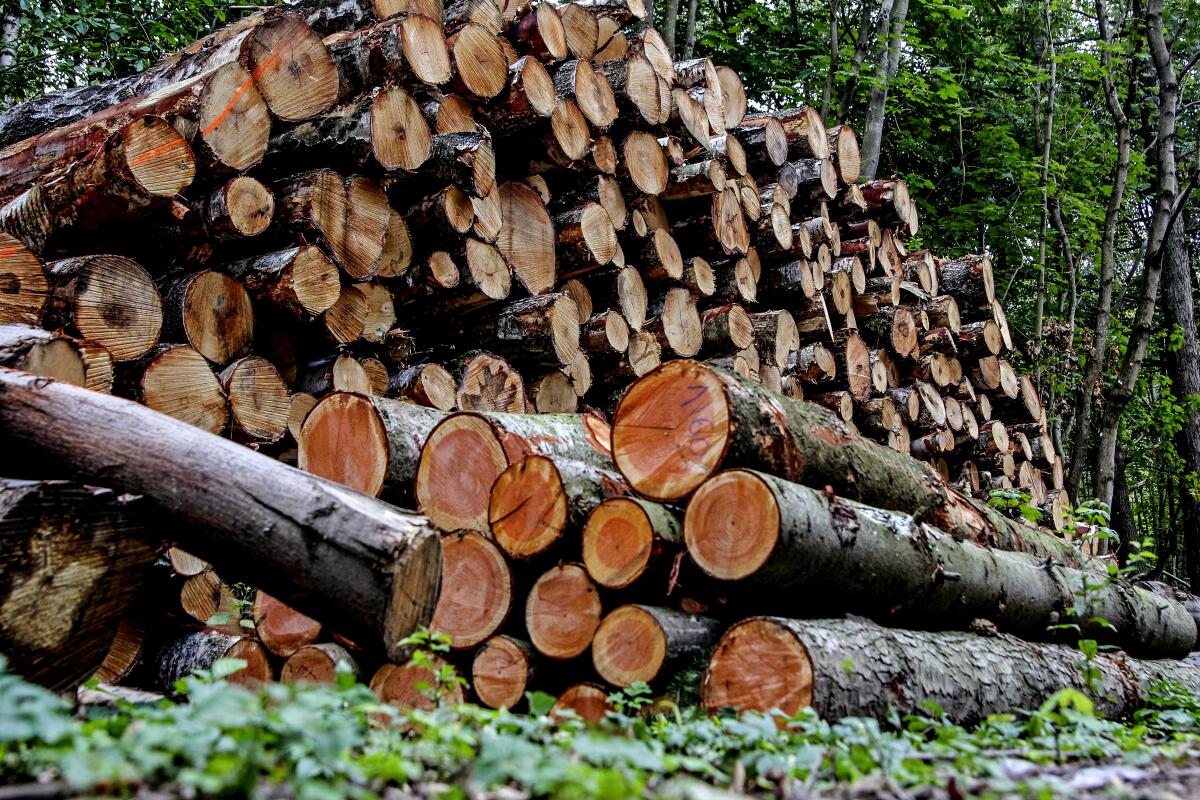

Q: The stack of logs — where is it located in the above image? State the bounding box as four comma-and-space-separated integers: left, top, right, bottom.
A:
0, 0, 1151, 723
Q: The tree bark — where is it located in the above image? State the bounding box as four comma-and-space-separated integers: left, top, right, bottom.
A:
703, 616, 1200, 726
661, 0, 682, 58
0, 369, 442, 661
684, 468, 1195, 656
1032, 0, 1055, 393
1160, 217, 1200, 591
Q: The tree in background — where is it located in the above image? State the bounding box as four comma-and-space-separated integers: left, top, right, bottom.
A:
0, 0, 251, 104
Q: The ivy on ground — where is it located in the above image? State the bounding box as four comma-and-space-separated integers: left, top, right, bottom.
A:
3, 657, 1200, 799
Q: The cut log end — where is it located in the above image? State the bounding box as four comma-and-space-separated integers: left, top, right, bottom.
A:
490, 454, 567, 558
55, 255, 163, 362
253, 591, 322, 658
701, 617, 812, 716
456, 352, 527, 412
685, 469, 778, 580
174, 270, 253, 365
431, 531, 512, 648
249, 14, 339, 122
0, 325, 85, 385
123, 116, 196, 197
612, 359, 731, 501
280, 643, 358, 684
299, 392, 390, 497
371, 657, 465, 711
498, 182, 556, 295
417, 412, 508, 531
222, 355, 290, 441
525, 563, 601, 659
552, 682, 611, 722
138, 345, 229, 434
199, 62, 271, 171
591, 604, 665, 687
582, 497, 657, 589
472, 635, 532, 709
0, 233, 47, 326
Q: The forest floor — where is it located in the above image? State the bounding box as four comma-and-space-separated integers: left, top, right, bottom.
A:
6, 656, 1200, 799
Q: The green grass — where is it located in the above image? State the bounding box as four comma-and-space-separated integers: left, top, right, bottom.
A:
3, 657, 1200, 799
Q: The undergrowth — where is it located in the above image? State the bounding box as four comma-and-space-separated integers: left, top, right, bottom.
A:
3, 657, 1200, 799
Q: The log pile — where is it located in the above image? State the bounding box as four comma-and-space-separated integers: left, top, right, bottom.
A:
0, 0, 1186, 723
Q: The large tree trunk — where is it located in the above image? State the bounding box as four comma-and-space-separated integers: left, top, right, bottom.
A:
0, 479, 157, 691
702, 616, 1200, 725
1162, 219, 1200, 591
0, 369, 441, 661
684, 468, 1196, 656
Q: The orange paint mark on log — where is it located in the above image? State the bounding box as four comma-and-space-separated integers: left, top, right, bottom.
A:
201, 49, 284, 136
128, 138, 187, 167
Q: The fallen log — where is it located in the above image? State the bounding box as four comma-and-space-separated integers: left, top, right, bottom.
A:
592, 605, 720, 687
0, 369, 442, 661
684, 469, 1196, 656
610, 360, 1079, 563
702, 616, 1200, 725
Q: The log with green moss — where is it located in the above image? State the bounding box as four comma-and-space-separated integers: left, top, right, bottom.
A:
703, 616, 1200, 726
685, 469, 1196, 656
611, 359, 1083, 565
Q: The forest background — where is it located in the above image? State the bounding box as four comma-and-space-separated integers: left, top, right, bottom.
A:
3, 0, 1199, 588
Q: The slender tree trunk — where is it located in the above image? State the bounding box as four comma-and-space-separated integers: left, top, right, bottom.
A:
1112, 446, 1137, 564
1161, 218, 1200, 590
859, 0, 909, 181
822, 0, 840, 121
1049, 197, 1078, 456
837, 0, 880, 119
683, 0, 700, 58
1033, 0, 1056, 393
1094, 0, 1178, 509
0, 9, 17, 106
641, 0, 657, 30
1066, 0, 1130, 499
662, 0, 682, 58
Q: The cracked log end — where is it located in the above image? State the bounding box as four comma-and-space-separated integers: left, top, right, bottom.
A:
472, 635, 534, 710
489, 454, 567, 558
